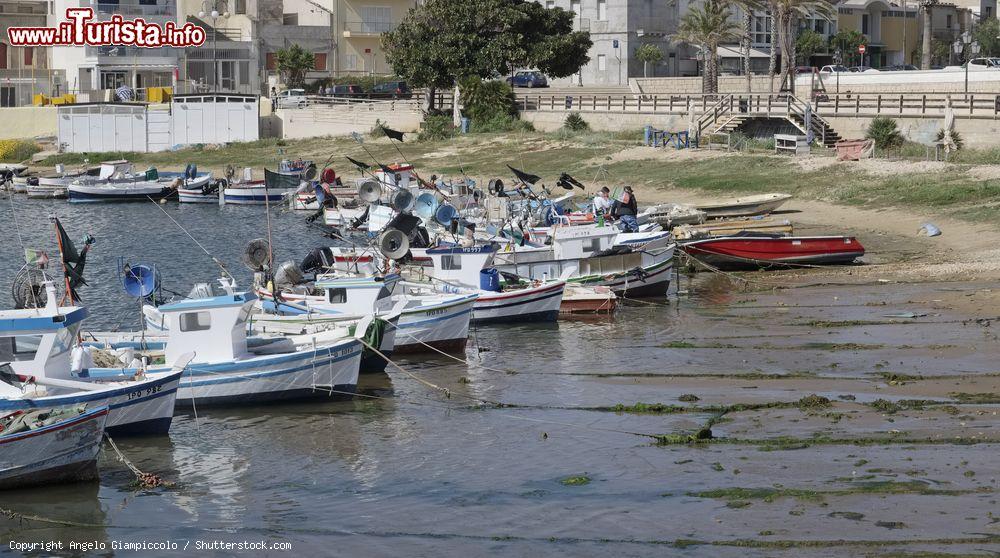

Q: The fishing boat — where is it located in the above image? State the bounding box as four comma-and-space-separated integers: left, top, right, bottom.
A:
637, 203, 707, 228
90, 280, 365, 406
695, 193, 793, 219
27, 165, 100, 199
492, 224, 677, 297
0, 405, 108, 490
680, 234, 865, 269
0, 282, 184, 435
561, 284, 618, 314
412, 244, 566, 324
67, 161, 211, 203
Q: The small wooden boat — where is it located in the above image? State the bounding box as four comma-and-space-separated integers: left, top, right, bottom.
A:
672, 217, 794, 240
637, 203, 706, 228
680, 234, 865, 269
0, 405, 108, 490
560, 284, 618, 314
695, 193, 793, 219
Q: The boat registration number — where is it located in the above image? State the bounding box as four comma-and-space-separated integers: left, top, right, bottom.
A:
127, 384, 163, 400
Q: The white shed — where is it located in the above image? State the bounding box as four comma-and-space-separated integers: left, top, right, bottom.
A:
171, 94, 259, 146
57, 103, 148, 153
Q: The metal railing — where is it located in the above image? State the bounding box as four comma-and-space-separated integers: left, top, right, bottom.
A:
342, 20, 397, 34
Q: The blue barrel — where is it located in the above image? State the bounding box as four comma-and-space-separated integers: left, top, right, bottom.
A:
479, 268, 501, 292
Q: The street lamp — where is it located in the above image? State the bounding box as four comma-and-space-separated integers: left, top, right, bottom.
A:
198, 0, 230, 92
953, 33, 980, 97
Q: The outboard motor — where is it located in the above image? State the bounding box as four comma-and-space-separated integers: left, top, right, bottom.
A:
300, 247, 335, 275
273, 260, 306, 288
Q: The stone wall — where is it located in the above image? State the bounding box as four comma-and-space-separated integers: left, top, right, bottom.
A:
3, 107, 58, 140
279, 102, 423, 139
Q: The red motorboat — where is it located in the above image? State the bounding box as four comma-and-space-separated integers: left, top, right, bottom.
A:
680, 235, 865, 269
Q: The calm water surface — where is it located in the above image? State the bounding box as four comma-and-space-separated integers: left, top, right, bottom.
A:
2, 198, 997, 557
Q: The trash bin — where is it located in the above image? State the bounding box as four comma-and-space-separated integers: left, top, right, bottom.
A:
479, 268, 501, 292
460, 117, 471, 134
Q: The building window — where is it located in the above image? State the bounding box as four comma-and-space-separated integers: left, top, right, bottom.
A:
138, 0, 156, 5
23, 47, 33, 67
313, 52, 327, 71
235, 0, 246, 14
100, 71, 127, 89
361, 6, 392, 32
861, 13, 869, 34
179, 311, 212, 332
946, 14, 952, 28
545, 0, 554, 8
984, 6, 992, 17
0, 86, 14, 107
571, 0, 580, 15
266, 52, 276, 70
598, 54, 607, 71
282, 13, 298, 25
239, 61, 249, 85
598, 0, 606, 20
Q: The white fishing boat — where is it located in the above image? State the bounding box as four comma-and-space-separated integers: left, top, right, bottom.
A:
695, 193, 793, 219
0, 405, 108, 490
411, 244, 566, 324
27, 165, 100, 199
0, 282, 184, 435
492, 224, 677, 297
67, 161, 211, 203
90, 280, 365, 406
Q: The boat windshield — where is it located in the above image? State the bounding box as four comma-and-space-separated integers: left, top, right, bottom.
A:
0, 335, 43, 362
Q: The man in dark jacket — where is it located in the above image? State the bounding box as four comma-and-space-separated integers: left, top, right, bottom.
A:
612, 186, 639, 232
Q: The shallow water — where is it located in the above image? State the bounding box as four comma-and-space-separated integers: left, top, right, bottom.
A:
2, 198, 998, 556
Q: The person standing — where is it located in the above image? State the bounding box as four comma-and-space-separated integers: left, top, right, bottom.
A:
613, 186, 639, 232
593, 186, 613, 216
270, 86, 278, 111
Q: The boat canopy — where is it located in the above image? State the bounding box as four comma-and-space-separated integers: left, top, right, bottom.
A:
157, 292, 256, 364
423, 245, 497, 289
0, 282, 87, 379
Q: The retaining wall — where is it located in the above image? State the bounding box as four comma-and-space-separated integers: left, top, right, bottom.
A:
3, 106, 58, 139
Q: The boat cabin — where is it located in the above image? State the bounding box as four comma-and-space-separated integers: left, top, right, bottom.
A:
0, 282, 87, 380
371, 163, 414, 189
98, 160, 133, 180
422, 245, 496, 289
549, 225, 619, 259
153, 290, 256, 364
313, 274, 399, 316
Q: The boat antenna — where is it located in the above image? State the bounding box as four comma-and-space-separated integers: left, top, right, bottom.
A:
144, 196, 234, 281
6, 186, 46, 308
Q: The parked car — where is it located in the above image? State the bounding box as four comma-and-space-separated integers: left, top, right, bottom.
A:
332, 84, 365, 98
276, 88, 308, 108
848, 66, 879, 72
370, 81, 413, 99
794, 66, 817, 75
819, 65, 849, 74
507, 70, 549, 88
883, 64, 918, 71
966, 57, 1000, 70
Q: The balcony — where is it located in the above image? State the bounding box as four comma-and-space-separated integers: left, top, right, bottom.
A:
342, 20, 397, 37
89, 0, 176, 18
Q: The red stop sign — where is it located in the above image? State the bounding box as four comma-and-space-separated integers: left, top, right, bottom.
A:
858, 44, 866, 54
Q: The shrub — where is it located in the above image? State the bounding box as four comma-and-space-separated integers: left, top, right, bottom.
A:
370, 118, 387, 138
865, 116, 903, 151
460, 77, 517, 124
472, 114, 535, 133
418, 115, 457, 141
936, 128, 963, 152
563, 113, 589, 132
0, 140, 41, 163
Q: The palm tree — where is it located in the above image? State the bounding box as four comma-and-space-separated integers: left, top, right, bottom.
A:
768, 1, 778, 91
732, 0, 763, 93
674, 0, 741, 94
772, 0, 835, 94
920, 0, 939, 69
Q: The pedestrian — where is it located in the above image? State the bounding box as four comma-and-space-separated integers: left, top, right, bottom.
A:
593, 186, 613, 216
270, 86, 277, 111
613, 186, 639, 232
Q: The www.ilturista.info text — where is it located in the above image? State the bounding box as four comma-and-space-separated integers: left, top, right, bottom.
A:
6, 8, 205, 48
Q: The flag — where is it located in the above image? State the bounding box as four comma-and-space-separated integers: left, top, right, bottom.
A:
23, 248, 48, 268
52, 217, 94, 301
380, 126, 405, 142
507, 165, 541, 186
346, 156, 371, 171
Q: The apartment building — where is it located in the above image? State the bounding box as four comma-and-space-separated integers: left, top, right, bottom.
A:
50, 0, 179, 95
836, 0, 919, 66
0, 0, 64, 106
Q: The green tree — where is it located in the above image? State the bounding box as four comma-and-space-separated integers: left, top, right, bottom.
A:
772, 0, 835, 93
674, 0, 741, 94
974, 17, 1000, 57
830, 29, 867, 66
382, 0, 591, 124
634, 43, 663, 77
275, 45, 315, 89
732, 0, 763, 92
795, 29, 825, 64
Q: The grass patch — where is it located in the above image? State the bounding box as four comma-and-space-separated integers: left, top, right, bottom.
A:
798, 394, 832, 412
612, 402, 683, 415
800, 342, 885, 351
949, 392, 1000, 404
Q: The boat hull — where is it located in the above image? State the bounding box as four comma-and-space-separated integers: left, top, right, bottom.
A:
681, 236, 865, 269
472, 281, 565, 324
0, 371, 182, 436
172, 339, 362, 406
696, 194, 793, 219
0, 406, 108, 490
224, 184, 295, 205
392, 296, 476, 354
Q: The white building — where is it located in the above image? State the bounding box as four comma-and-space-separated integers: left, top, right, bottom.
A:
50, 0, 179, 98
